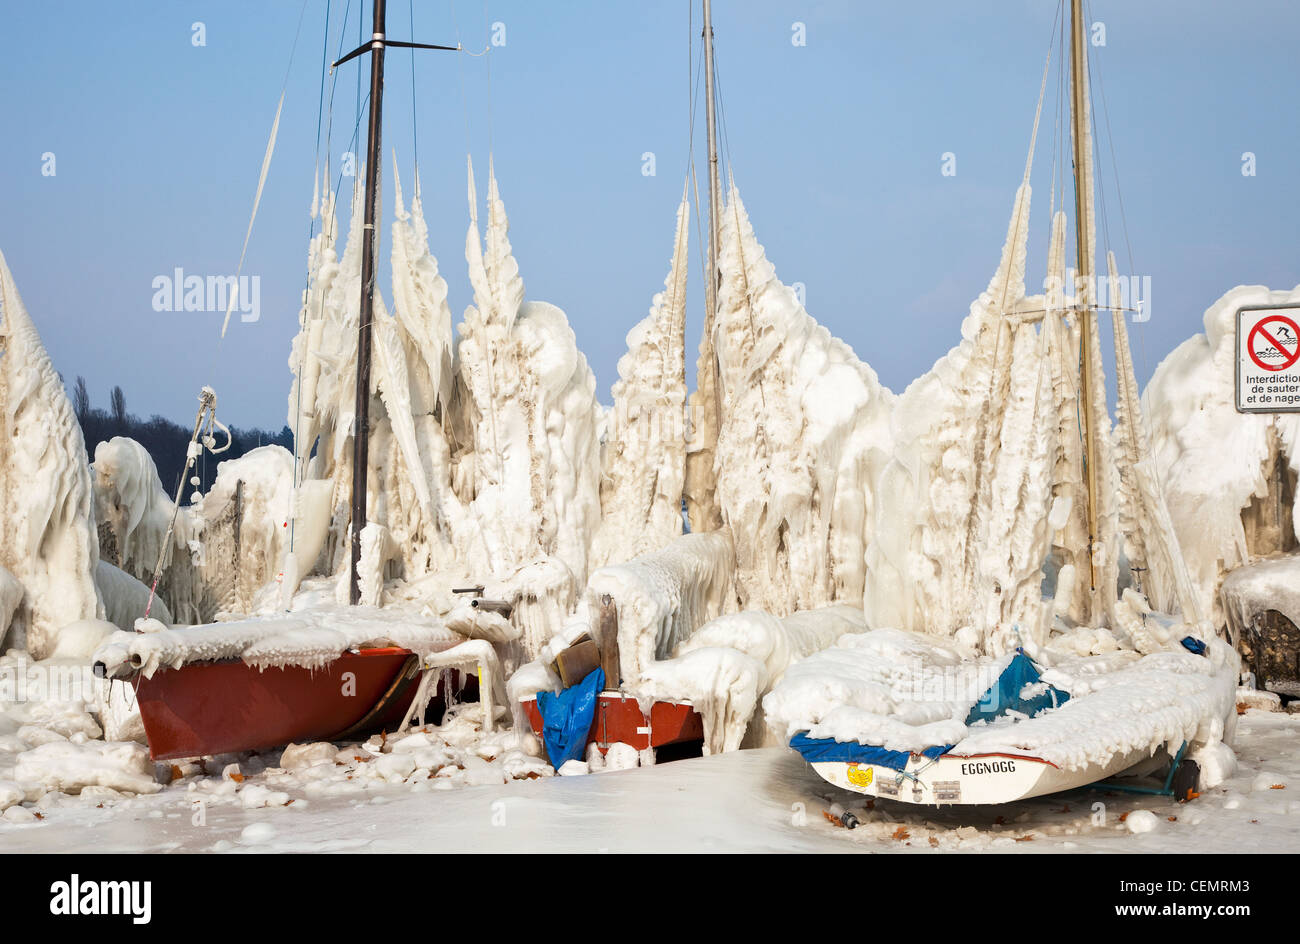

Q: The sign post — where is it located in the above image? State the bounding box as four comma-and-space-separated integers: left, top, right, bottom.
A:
1236, 305, 1300, 413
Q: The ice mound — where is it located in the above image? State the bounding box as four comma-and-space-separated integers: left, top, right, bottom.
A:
14, 740, 160, 796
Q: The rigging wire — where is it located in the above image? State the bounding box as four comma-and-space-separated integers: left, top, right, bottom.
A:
410, 0, 420, 173
289, 0, 341, 560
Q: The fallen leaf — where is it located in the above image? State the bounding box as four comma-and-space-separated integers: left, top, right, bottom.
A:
823, 811, 843, 827
33, 812, 44, 820
1056, 804, 1071, 814
1118, 812, 1129, 822
892, 826, 910, 841
1270, 784, 1286, 790
1014, 835, 1034, 842
229, 772, 244, 784
1167, 816, 1178, 822
1236, 703, 1249, 715
1182, 789, 1200, 803
170, 764, 184, 782
929, 837, 939, 847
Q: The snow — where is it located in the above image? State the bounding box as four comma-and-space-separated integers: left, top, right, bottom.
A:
1, 709, 1297, 853
92, 607, 463, 677
0, 249, 102, 658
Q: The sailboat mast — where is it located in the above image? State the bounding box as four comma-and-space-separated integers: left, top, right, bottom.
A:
703, 0, 722, 326
1068, 0, 1101, 615
684, 0, 725, 532
350, 0, 388, 605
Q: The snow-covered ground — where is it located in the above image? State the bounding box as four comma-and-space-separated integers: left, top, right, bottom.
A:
1, 707, 1295, 854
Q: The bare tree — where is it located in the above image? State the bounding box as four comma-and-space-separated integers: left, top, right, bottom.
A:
109, 385, 127, 428
72, 376, 90, 419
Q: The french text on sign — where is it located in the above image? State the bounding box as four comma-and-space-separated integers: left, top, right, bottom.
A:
1237, 305, 1300, 413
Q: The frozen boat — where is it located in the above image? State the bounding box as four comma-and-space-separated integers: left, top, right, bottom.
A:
766, 629, 1238, 807
93, 610, 468, 760
519, 691, 703, 757
121, 647, 420, 761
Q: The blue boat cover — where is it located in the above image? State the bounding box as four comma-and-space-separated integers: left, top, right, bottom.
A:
963, 650, 1069, 726
536, 667, 604, 769
789, 649, 1069, 768
788, 732, 951, 771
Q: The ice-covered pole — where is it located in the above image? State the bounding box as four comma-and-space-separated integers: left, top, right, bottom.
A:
348, 0, 388, 606
684, 0, 725, 532
1069, 0, 1102, 620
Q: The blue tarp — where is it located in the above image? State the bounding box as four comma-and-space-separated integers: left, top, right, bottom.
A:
790, 649, 1069, 768
536, 667, 604, 769
964, 650, 1069, 726
1180, 636, 1207, 656
788, 732, 951, 770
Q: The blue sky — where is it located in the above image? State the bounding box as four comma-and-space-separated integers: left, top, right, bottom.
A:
1, 0, 1297, 429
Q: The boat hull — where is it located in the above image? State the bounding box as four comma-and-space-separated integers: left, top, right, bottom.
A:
132, 647, 422, 761
810, 744, 1155, 806
521, 692, 704, 754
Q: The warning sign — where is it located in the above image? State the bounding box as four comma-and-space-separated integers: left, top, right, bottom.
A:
1237, 305, 1300, 413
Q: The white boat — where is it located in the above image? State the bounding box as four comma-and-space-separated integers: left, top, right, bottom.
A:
809, 744, 1153, 806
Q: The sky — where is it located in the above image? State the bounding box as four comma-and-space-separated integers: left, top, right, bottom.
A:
1, 0, 1297, 430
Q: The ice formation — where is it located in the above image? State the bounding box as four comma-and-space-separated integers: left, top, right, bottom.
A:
1144, 284, 1300, 624
865, 179, 1059, 652
587, 531, 735, 684
638, 605, 866, 753
92, 437, 196, 623
710, 185, 894, 615
0, 250, 102, 657
279, 158, 602, 662
452, 158, 602, 590
590, 191, 690, 567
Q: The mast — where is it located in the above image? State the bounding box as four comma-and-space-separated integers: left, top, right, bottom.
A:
703, 0, 722, 326
1069, 0, 1102, 619
684, 0, 725, 532
348, 0, 387, 605
331, 1, 457, 604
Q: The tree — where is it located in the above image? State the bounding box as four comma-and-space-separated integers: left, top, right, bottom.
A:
109, 385, 127, 429
73, 376, 90, 419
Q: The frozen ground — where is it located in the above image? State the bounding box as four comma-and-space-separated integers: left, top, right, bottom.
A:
0, 708, 1296, 854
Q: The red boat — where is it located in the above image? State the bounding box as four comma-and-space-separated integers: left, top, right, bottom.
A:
521, 692, 704, 756
129, 647, 432, 761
